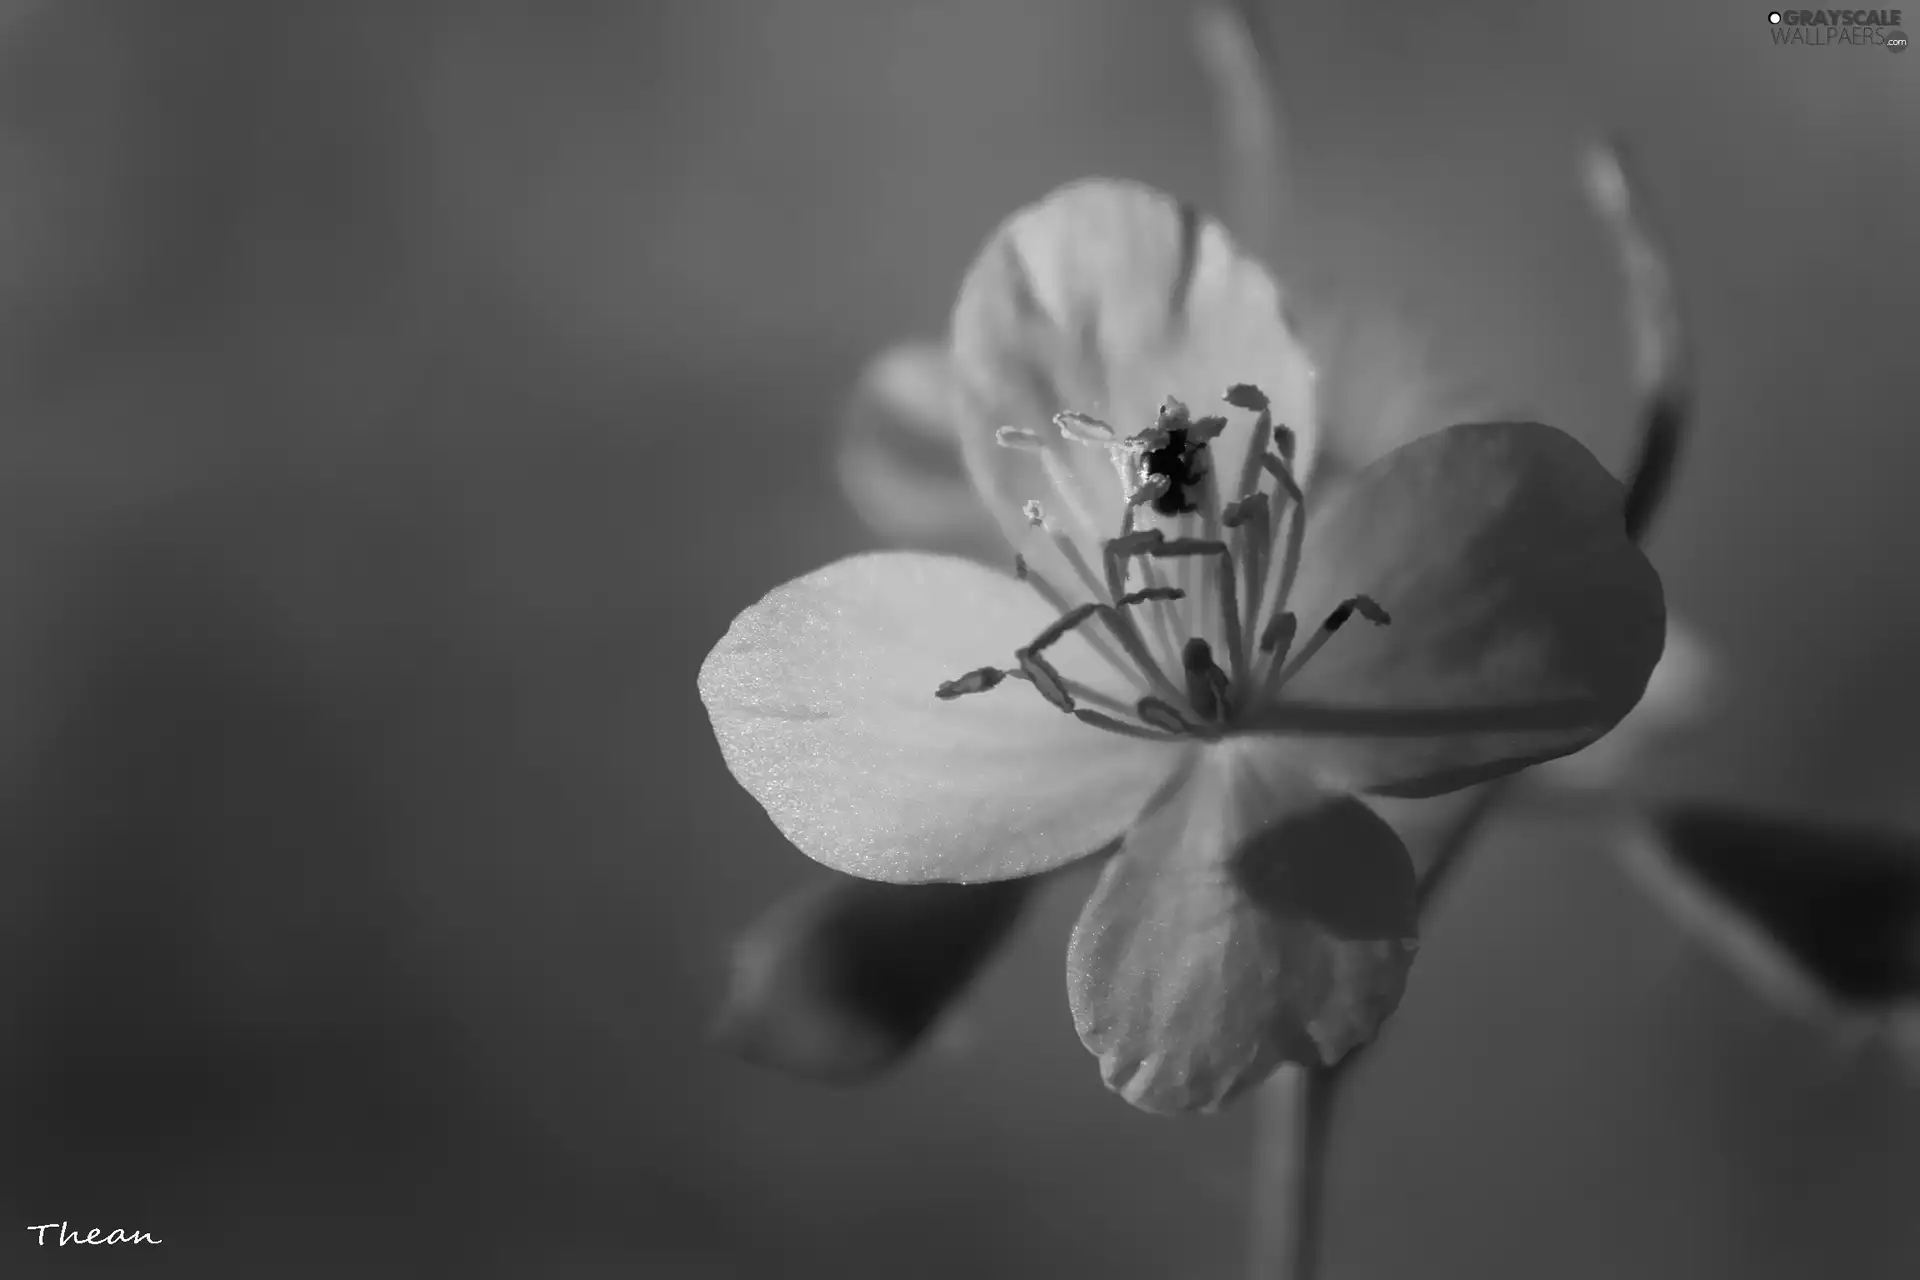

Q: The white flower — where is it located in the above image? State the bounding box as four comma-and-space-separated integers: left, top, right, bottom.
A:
701, 179, 1665, 1113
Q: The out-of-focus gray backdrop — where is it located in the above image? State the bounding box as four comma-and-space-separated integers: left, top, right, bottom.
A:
0, 0, 1914, 1275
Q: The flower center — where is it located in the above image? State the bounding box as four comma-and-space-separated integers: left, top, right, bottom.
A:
938, 383, 1389, 740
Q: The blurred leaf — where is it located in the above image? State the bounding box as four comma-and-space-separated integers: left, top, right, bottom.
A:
1623, 804, 1920, 1068
712, 872, 1033, 1084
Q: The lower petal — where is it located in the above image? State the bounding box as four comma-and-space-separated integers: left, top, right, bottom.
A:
699, 552, 1182, 883
1067, 739, 1418, 1115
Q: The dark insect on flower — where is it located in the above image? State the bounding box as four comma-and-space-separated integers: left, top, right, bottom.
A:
1139, 402, 1221, 516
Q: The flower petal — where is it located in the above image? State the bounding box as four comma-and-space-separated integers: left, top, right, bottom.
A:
698, 552, 1182, 883
1301, 295, 1507, 485
948, 179, 1318, 569
835, 341, 1009, 562
1258, 421, 1665, 798
1067, 740, 1418, 1114
713, 872, 1033, 1084
1533, 613, 1713, 791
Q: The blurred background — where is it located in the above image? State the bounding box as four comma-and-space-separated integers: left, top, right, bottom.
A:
0, 0, 1914, 1275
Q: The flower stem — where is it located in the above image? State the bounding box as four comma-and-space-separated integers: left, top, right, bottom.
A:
1245, 1063, 1335, 1280
1245, 782, 1506, 1280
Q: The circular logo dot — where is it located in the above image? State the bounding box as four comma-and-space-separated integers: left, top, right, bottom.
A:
1889, 28, 1909, 50
1768, 10, 1782, 21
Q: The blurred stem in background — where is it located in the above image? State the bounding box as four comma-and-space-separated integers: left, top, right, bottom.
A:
1201, 5, 1696, 1276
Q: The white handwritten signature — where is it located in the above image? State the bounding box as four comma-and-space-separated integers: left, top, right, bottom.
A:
27, 1222, 161, 1246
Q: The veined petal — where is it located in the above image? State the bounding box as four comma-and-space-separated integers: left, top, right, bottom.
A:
1068, 739, 1418, 1115
1262, 421, 1665, 798
699, 552, 1182, 883
949, 179, 1317, 571
835, 341, 1009, 562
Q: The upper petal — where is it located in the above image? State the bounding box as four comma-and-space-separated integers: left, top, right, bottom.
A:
1301, 294, 1507, 487
1068, 739, 1418, 1115
1262, 421, 1666, 797
948, 179, 1318, 567
698, 552, 1182, 883
834, 341, 1010, 563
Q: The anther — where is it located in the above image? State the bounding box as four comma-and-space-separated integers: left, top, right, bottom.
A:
1128, 475, 1171, 507
1222, 492, 1269, 528
1272, 424, 1297, 464
1324, 594, 1390, 633
1224, 383, 1270, 412
1104, 528, 1168, 601
1267, 594, 1392, 693
1023, 500, 1046, 528
936, 667, 1007, 700
996, 426, 1046, 452
1187, 414, 1228, 444
1258, 611, 1297, 657
1114, 586, 1185, 609
1054, 411, 1115, 443
1135, 697, 1192, 735
1182, 637, 1231, 721
1017, 649, 1075, 713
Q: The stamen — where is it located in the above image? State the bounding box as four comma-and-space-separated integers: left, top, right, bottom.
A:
1026, 602, 1103, 656
1272, 423, 1297, 465
1014, 552, 1139, 692
1072, 708, 1182, 742
1223, 383, 1269, 413
1024, 500, 1046, 528
935, 667, 1007, 700
1182, 637, 1232, 721
1017, 649, 1075, 713
1114, 586, 1185, 609
1259, 452, 1308, 622
1143, 538, 1244, 685
1258, 451, 1304, 504
1054, 411, 1116, 444
995, 426, 1046, 452
1129, 475, 1171, 508
1106, 527, 1184, 670
1006, 668, 1140, 720
1135, 696, 1196, 735
1047, 533, 1172, 699
1258, 611, 1298, 658
1228, 410, 1274, 506
1269, 594, 1391, 692
1104, 528, 1167, 601
1223, 491, 1273, 650
1050, 526, 1112, 606
1039, 448, 1107, 551
1187, 414, 1228, 444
